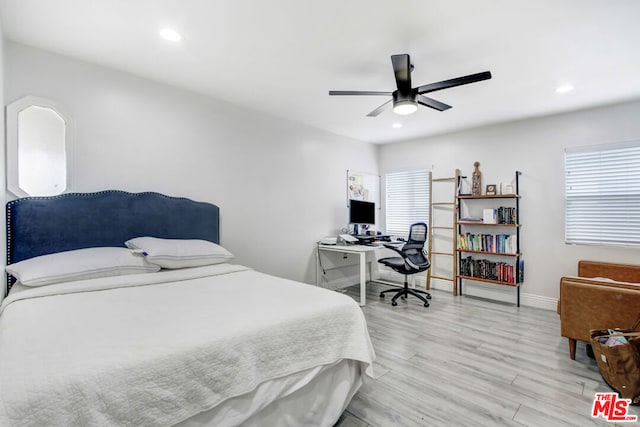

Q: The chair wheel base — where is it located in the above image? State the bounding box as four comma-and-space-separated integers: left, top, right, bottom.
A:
378, 282, 432, 308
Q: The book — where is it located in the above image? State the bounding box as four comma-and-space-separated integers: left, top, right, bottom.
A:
460, 217, 483, 222
483, 209, 496, 224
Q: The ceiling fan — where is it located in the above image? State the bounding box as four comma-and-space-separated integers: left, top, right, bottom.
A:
329, 54, 491, 117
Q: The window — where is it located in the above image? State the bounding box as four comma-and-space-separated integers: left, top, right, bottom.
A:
385, 170, 430, 236
565, 141, 640, 246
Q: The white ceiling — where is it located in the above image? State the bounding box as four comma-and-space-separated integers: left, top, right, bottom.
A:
1, 0, 639, 144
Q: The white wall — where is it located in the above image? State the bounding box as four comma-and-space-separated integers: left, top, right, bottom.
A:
0, 24, 5, 302
380, 99, 640, 309
8, 40, 640, 309
4, 41, 378, 285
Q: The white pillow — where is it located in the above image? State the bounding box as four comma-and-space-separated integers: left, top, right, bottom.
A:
6, 247, 160, 287
125, 237, 234, 269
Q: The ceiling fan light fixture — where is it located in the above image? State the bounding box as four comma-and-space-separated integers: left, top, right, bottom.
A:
160, 28, 182, 42
393, 100, 418, 115
329, 54, 491, 117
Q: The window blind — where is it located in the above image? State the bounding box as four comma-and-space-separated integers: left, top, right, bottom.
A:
385, 170, 430, 236
565, 141, 640, 246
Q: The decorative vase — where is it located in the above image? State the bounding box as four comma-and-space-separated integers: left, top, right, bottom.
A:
472, 161, 482, 196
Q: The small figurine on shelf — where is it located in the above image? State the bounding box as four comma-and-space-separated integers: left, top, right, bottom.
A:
472, 161, 482, 196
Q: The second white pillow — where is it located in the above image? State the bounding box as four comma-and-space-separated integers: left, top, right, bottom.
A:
125, 236, 234, 269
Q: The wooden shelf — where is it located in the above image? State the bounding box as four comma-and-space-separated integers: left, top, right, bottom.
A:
457, 249, 520, 257
457, 194, 520, 199
457, 221, 520, 227
456, 275, 519, 287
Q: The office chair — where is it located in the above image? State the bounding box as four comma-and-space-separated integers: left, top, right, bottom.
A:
378, 222, 432, 307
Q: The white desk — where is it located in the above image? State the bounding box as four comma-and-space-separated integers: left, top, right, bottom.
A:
316, 244, 378, 306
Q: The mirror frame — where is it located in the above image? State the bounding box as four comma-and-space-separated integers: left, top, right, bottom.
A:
6, 96, 73, 198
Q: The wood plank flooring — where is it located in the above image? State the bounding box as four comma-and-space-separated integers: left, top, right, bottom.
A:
334, 282, 640, 427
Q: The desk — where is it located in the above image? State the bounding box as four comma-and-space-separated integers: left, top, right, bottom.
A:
316, 242, 403, 306
316, 244, 376, 306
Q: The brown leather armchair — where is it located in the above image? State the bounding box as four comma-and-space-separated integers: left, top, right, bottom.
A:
558, 260, 640, 359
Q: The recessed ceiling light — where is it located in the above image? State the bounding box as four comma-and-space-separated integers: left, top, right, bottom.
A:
556, 84, 574, 94
392, 123, 403, 128
160, 28, 182, 42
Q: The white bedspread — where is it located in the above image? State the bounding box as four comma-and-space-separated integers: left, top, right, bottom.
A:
0, 264, 375, 426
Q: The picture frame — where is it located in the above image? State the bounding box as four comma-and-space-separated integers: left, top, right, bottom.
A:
486, 184, 497, 196
500, 183, 514, 195
347, 170, 380, 207
457, 176, 472, 196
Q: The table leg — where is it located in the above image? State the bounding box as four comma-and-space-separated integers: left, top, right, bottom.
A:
359, 252, 366, 306
316, 248, 322, 287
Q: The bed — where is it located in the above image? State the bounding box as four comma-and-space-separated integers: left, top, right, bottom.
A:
0, 190, 375, 427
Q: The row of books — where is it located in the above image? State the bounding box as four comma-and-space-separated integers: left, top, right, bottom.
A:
457, 233, 517, 254
459, 257, 524, 283
493, 206, 518, 224
460, 207, 517, 224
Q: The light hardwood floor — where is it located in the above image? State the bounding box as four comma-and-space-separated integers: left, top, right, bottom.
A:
335, 282, 640, 427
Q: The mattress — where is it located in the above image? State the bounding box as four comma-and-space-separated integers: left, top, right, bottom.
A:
0, 264, 375, 426
176, 359, 363, 427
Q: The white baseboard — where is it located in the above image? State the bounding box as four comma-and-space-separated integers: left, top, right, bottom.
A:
519, 292, 558, 311
322, 271, 558, 312
429, 277, 557, 311
318, 275, 358, 290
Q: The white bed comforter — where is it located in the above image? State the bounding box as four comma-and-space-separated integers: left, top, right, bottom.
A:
0, 264, 375, 427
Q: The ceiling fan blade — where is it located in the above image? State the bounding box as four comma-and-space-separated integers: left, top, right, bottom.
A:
417, 95, 452, 111
417, 71, 492, 94
366, 99, 393, 117
391, 54, 412, 94
329, 90, 393, 96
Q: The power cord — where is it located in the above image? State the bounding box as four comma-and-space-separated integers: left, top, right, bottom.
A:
316, 242, 327, 275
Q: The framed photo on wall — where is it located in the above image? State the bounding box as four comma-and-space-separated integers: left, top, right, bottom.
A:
347, 170, 380, 207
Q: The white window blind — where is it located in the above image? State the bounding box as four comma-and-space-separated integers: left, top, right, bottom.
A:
385, 170, 430, 236
565, 141, 640, 246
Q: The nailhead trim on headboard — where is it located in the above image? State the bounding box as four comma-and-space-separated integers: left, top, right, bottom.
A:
6, 190, 203, 267
5, 190, 220, 294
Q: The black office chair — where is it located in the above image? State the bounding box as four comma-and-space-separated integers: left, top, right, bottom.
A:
378, 222, 432, 307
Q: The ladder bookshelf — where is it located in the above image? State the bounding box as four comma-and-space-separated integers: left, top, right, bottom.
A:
456, 171, 523, 306
427, 169, 460, 295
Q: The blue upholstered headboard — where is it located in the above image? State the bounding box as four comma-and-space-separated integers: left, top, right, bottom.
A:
6, 190, 220, 290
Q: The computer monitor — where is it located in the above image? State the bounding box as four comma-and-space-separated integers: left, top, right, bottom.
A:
349, 199, 375, 225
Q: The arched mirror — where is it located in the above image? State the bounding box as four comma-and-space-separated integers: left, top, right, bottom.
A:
6, 96, 71, 197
